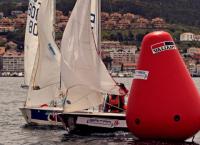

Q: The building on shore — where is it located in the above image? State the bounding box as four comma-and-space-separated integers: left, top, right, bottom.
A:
0, 55, 2, 71
11, 11, 23, 17
180, 33, 195, 41
110, 47, 136, 66
101, 41, 137, 72
151, 17, 167, 28
123, 63, 137, 72
0, 49, 24, 76
0, 47, 5, 56
196, 64, 200, 76
0, 47, 5, 71
180, 33, 200, 42
0, 26, 15, 33
187, 47, 200, 55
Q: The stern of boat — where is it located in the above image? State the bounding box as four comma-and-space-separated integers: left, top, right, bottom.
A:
19, 107, 32, 124
19, 107, 63, 126
58, 112, 128, 133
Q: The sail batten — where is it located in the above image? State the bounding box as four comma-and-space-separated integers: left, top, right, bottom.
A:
61, 0, 119, 112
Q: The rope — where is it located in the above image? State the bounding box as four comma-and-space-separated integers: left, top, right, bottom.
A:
33, 81, 60, 90
91, 25, 99, 52
105, 102, 125, 112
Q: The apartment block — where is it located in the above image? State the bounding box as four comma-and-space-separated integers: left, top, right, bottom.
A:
1, 50, 24, 73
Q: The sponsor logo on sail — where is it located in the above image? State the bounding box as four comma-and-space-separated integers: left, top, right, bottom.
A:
151, 41, 176, 54
48, 43, 56, 56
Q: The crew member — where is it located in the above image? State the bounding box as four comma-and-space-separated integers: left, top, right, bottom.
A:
103, 83, 128, 113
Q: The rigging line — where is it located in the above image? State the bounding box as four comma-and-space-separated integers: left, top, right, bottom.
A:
92, 26, 119, 92
37, 81, 61, 90
105, 102, 125, 111
65, 82, 120, 100
65, 90, 102, 108
59, 72, 61, 90
31, 1, 43, 88
90, 4, 120, 93
63, 84, 86, 102
91, 26, 99, 53
32, 42, 41, 88
64, 83, 99, 104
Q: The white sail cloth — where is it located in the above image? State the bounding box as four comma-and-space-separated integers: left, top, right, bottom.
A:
26, 0, 61, 107
32, 0, 60, 88
24, 0, 42, 86
61, 0, 119, 112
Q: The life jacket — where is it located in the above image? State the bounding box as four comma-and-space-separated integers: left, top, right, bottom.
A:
109, 95, 119, 106
123, 95, 128, 110
40, 104, 48, 108
123, 104, 127, 110
119, 88, 129, 111
108, 95, 120, 113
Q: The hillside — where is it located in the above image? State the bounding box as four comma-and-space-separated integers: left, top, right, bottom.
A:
101, 0, 200, 27
0, 0, 200, 27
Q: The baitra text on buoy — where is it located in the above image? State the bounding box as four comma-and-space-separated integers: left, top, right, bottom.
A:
126, 31, 200, 140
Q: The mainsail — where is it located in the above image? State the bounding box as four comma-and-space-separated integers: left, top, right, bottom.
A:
24, 0, 42, 86
61, 0, 119, 112
26, 0, 61, 107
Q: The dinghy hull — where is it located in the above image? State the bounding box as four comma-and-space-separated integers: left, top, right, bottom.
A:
19, 107, 63, 126
58, 112, 128, 133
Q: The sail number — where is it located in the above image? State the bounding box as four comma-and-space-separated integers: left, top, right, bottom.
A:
91, 13, 95, 29
27, 0, 41, 36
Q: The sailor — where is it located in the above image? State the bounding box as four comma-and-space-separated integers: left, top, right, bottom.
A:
104, 83, 128, 113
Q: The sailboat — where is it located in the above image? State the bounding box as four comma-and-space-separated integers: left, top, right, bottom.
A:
20, 0, 64, 126
58, 0, 128, 132
20, 0, 103, 126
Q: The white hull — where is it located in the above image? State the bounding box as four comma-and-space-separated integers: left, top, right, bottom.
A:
19, 107, 63, 126
58, 111, 128, 132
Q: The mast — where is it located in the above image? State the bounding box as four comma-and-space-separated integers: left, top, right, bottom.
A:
53, 0, 56, 40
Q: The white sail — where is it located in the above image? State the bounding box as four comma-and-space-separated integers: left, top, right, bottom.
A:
61, 0, 119, 112
26, 0, 61, 107
24, 0, 42, 86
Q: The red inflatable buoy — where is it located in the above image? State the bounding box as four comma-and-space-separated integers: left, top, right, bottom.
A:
126, 31, 200, 140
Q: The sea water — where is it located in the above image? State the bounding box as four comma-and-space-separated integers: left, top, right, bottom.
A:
0, 77, 200, 145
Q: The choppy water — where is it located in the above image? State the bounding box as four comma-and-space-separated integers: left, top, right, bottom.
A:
1, 77, 200, 145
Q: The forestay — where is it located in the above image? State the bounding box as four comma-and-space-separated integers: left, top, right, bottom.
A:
26, 0, 61, 107
61, 0, 119, 112
24, 0, 42, 86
